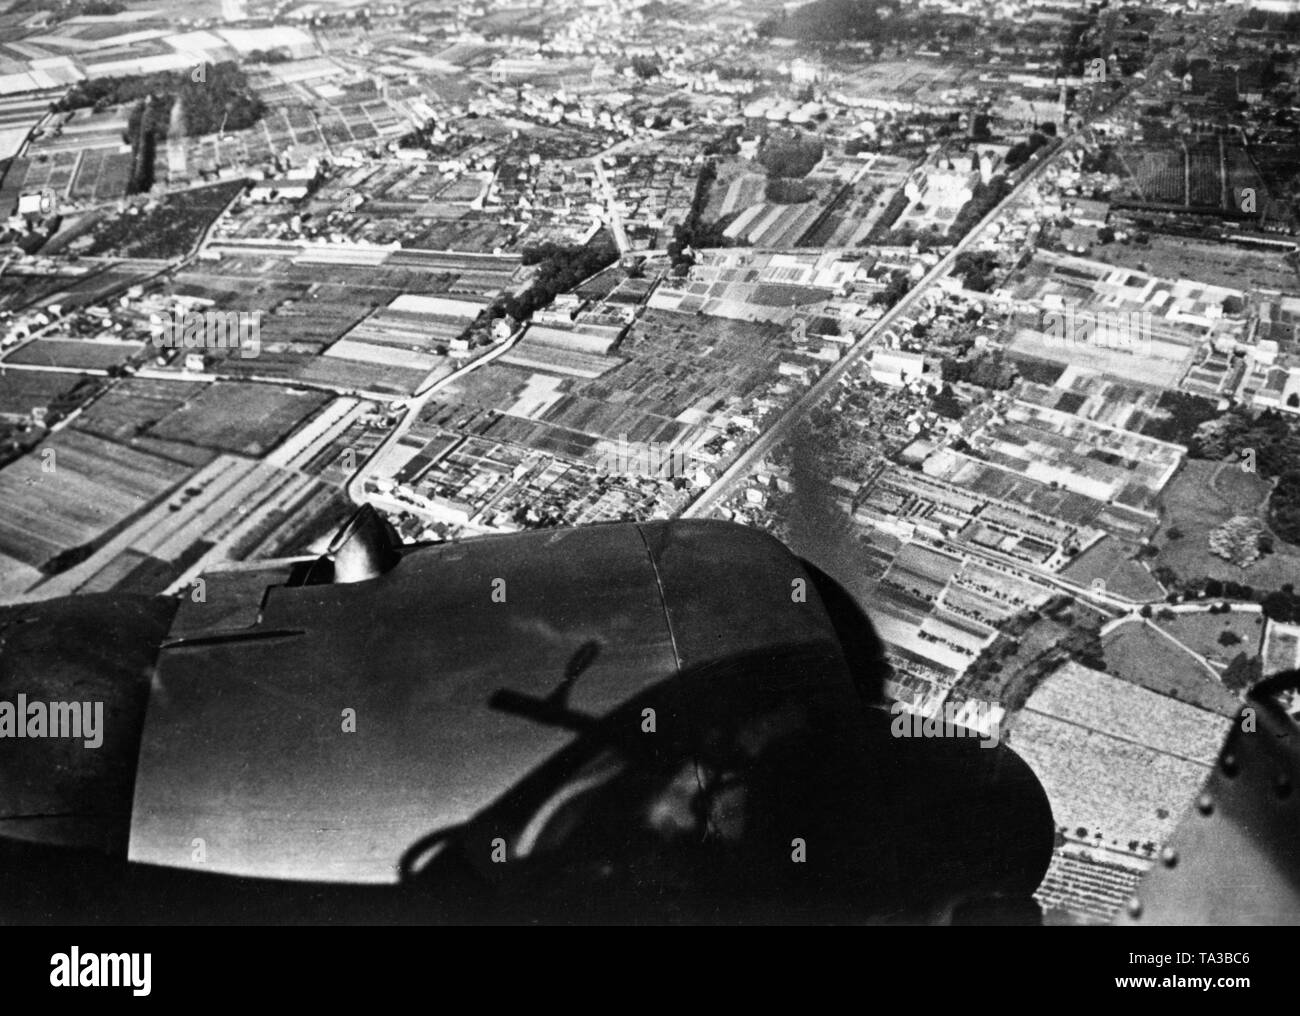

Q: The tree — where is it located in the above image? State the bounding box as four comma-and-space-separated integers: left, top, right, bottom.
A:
1222, 652, 1262, 692
1270, 470, 1300, 545
1262, 589, 1300, 623
764, 177, 814, 203
631, 56, 660, 79
757, 130, 824, 178
931, 384, 963, 420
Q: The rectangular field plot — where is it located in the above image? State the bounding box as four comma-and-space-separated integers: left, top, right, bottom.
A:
0, 430, 192, 569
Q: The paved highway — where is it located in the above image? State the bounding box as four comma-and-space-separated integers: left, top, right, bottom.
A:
679, 137, 1072, 520
680, 61, 1159, 522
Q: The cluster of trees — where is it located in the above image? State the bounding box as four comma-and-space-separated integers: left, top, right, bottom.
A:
870, 269, 911, 309
952, 250, 1000, 292
126, 101, 158, 193
1168, 579, 1300, 629
863, 188, 910, 245
1004, 132, 1050, 170
629, 56, 661, 79
1202, 577, 1262, 599
1222, 653, 1263, 693
1261, 585, 1300, 623
930, 383, 963, 420
668, 159, 728, 264
941, 350, 1015, 390
1137, 390, 1220, 445
702, 126, 743, 158
871, 223, 946, 250
85, 180, 244, 258
1270, 471, 1300, 545
948, 177, 1012, 242
58, 63, 265, 139
1080, 144, 1123, 176
1059, 16, 1102, 77
764, 177, 814, 204
59, 64, 265, 190
756, 130, 824, 179
502, 240, 619, 321
1193, 407, 1300, 479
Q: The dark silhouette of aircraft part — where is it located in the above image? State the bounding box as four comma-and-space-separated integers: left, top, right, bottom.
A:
1, 510, 1055, 923
1115, 670, 1300, 926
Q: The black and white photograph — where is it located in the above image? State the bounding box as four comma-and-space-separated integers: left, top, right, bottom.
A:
0, 0, 1296, 962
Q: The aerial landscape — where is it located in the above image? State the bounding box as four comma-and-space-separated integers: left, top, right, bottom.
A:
1, 0, 1300, 929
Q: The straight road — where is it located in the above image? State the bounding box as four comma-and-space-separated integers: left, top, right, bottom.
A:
679, 136, 1072, 520
680, 60, 1160, 522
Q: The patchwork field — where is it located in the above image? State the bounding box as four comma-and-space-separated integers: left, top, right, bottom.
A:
0, 429, 191, 572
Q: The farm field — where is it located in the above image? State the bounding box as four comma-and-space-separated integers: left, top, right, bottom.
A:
1101, 620, 1238, 716
1059, 536, 1165, 601
0, 428, 191, 572
1118, 145, 1184, 204
146, 381, 329, 457
6, 337, 142, 370
69, 148, 134, 205
1010, 661, 1232, 867
0, 369, 96, 417
1153, 458, 1300, 590
1084, 233, 1300, 294
1154, 608, 1265, 669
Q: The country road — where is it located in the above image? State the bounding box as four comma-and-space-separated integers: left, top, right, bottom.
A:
344, 323, 527, 506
